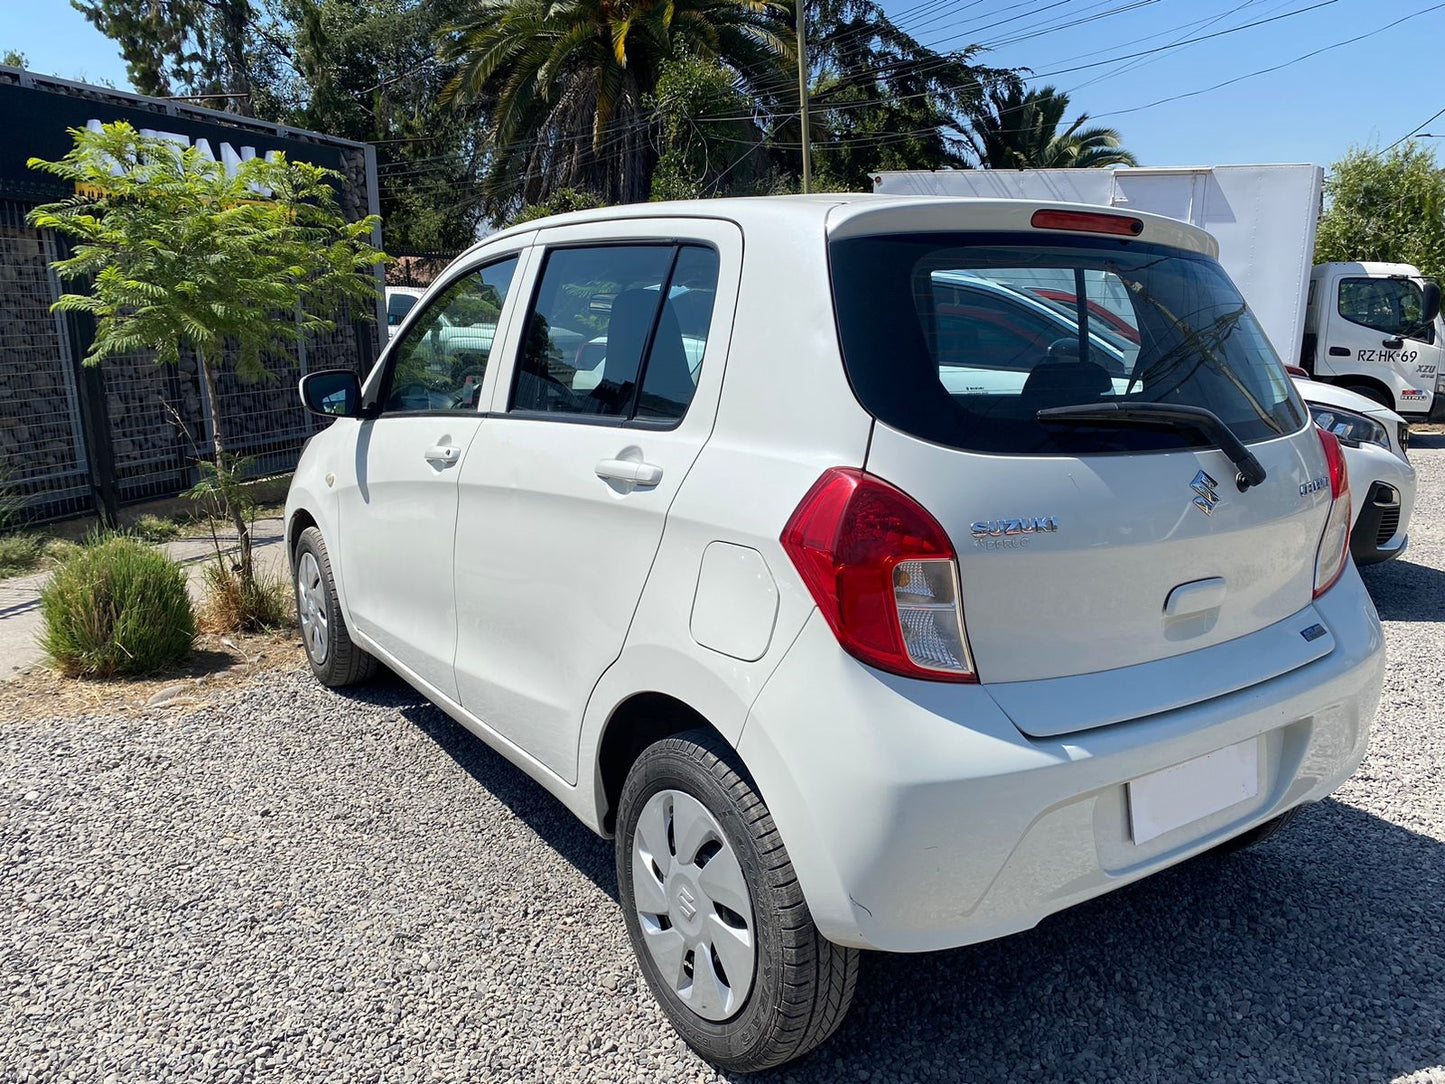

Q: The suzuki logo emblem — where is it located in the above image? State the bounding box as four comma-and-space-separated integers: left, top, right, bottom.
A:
1190, 470, 1220, 516
676, 886, 698, 921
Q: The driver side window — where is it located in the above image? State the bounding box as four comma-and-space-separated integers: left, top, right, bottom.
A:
381, 257, 518, 414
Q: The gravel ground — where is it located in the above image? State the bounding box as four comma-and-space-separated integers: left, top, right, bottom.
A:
3, 438, 1444, 1084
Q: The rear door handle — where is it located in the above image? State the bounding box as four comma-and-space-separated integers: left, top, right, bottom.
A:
424, 444, 461, 466
595, 458, 663, 486
1383, 337, 1405, 349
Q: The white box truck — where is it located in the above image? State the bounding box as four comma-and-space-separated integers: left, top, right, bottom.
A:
873, 165, 1444, 420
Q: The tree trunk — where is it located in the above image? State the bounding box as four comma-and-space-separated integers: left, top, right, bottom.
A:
196, 346, 253, 581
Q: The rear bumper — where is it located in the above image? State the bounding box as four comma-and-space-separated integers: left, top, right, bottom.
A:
738, 563, 1385, 952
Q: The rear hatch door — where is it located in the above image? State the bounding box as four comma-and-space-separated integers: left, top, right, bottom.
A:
829, 210, 1336, 725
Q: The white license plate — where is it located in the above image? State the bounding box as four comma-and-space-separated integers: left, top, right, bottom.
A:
1128, 739, 1260, 845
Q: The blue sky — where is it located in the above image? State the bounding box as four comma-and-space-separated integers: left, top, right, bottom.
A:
5, 0, 1444, 168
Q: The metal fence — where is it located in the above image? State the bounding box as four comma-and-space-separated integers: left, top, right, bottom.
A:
0, 197, 378, 524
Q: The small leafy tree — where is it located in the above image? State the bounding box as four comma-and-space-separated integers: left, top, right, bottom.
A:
1315, 142, 1445, 283
26, 121, 386, 597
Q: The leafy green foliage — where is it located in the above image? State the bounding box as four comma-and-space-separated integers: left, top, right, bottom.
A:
438, 0, 793, 218
1315, 143, 1445, 283
26, 122, 386, 382
70, 0, 256, 109
648, 55, 768, 201
506, 189, 606, 227
803, 0, 1016, 189
2, 49, 29, 68
257, 0, 487, 249
40, 534, 196, 677
129, 514, 185, 543
0, 534, 45, 579
965, 84, 1137, 169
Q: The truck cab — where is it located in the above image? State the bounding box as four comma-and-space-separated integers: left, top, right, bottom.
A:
1302, 261, 1444, 419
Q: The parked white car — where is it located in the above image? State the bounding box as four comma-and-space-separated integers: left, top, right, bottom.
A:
288, 196, 1385, 1071
384, 286, 423, 340
1291, 376, 1415, 565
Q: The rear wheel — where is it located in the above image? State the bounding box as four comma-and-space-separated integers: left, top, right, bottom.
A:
615, 731, 858, 1072
293, 526, 378, 687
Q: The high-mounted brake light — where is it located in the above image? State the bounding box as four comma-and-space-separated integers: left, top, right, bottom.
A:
1031, 209, 1144, 237
1312, 427, 1351, 598
781, 468, 976, 682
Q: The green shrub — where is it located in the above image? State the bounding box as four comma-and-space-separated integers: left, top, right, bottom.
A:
0, 533, 45, 578
129, 513, 184, 543
40, 535, 196, 677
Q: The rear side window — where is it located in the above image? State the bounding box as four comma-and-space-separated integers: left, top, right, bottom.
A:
511, 243, 719, 424
830, 233, 1304, 454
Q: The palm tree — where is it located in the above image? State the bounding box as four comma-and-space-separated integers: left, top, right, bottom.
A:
966, 84, 1137, 169
438, 0, 792, 216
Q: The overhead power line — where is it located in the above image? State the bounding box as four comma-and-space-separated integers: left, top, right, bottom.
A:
1385, 104, 1445, 153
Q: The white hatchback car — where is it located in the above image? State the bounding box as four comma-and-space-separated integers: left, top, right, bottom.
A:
288, 196, 1385, 1071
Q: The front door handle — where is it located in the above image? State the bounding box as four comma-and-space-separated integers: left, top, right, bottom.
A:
424, 444, 461, 466
595, 458, 663, 486
1383, 337, 1405, 349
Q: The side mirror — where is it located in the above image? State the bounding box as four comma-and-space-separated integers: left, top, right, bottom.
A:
1423, 281, 1442, 324
299, 369, 362, 418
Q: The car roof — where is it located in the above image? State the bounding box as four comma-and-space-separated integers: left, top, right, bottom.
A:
464, 194, 1219, 262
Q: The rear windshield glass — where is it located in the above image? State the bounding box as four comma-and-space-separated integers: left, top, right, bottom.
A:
830, 233, 1305, 454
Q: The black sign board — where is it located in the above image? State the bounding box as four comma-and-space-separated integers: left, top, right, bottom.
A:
0, 82, 349, 202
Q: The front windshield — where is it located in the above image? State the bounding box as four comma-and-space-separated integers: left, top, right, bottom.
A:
830, 233, 1305, 455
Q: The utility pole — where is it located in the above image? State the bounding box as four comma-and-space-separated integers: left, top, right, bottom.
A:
796, 0, 812, 193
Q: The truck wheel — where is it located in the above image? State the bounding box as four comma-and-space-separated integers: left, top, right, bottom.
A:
1340, 382, 1392, 410
293, 526, 378, 687
615, 730, 858, 1072
1216, 806, 1303, 855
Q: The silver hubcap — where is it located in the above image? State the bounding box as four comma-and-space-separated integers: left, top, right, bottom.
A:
631, 789, 756, 1022
296, 551, 329, 664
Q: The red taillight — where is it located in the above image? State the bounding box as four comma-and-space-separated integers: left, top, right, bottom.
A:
781, 468, 976, 682
1313, 427, 1351, 598
1030, 208, 1144, 237
1285, 364, 1310, 377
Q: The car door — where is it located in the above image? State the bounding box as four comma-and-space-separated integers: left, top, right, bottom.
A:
454, 219, 742, 783
333, 248, 531, 699
1328, 275, 1437, 404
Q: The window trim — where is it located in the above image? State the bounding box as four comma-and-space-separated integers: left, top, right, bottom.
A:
369, 254, 521, 419
503, 240, 718, 431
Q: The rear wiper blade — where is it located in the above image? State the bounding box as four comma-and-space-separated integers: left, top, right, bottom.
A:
1037, 402, 1267, 491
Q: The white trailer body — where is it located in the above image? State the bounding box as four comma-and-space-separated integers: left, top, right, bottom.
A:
873, 165, 1323, 370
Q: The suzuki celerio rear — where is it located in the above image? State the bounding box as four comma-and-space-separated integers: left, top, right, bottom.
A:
286, 195, 1385, 1074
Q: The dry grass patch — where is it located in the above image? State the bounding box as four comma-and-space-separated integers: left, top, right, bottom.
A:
2, 629, 306, 721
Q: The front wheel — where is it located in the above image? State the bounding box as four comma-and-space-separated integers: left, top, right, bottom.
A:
615, 731, 858, 1072
293, 526, 378, 688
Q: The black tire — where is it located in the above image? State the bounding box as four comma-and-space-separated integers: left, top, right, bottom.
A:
292, 526, 378, 688
615, 730, 858, 1073
1340, 382, 1393, 410
1215, 805, 1304, 855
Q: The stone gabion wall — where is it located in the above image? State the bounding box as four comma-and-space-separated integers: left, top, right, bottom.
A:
0, 218, 90, 517
0, 148, 378, 521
